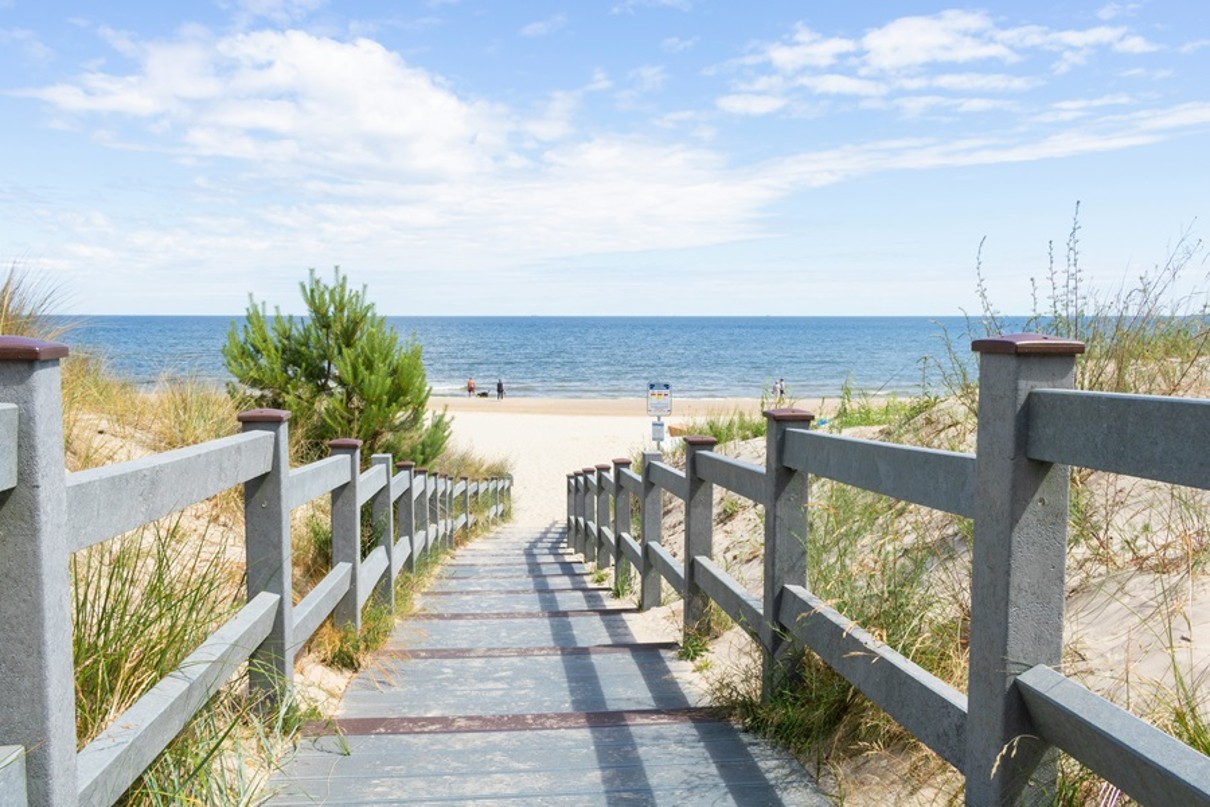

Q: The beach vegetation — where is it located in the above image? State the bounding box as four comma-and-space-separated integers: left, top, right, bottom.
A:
224, 267, 450, 466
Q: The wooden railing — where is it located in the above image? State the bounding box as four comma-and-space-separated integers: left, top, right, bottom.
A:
0, 336, 511, 807
567, 333, 1210, 806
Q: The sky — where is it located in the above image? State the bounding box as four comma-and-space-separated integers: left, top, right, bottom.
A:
1, 1, 1208, 316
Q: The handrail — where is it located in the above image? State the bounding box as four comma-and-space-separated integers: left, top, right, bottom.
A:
0, 336, 516, 807
66, 431, 275, 552
563, 331, 1210, 803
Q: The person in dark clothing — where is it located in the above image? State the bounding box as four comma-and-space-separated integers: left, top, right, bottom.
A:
496, 379, 505, 400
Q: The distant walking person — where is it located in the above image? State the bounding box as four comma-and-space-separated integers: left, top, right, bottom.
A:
496, 378, 505, 400
775, 378, 786, 404
467, 377, 475, 397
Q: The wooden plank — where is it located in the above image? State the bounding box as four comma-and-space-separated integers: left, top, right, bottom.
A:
647, 543, 684, 595
779, 585, 967, 770
1028, 390, 1210, 489
293, 563, 352, 645
783, 429, 975, 518
358, 547, 389, 611
619, 468, 642, 497
648, 462, 687, 501
695, 453, 766, 505
1018, 664, 1210, 806
356, 464, 387, 507
77, 593, 278, 807
66, 432, 275, 552
694, 557, 762, 631
600, 526, 615, 556
619, 532, 642, 568
288, 456, 349, 511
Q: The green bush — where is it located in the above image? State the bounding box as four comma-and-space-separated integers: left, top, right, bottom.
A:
224, 268, 449, 465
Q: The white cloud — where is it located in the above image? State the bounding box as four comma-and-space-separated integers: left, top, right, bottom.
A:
763, 24, 856, 72
224, 0, 326, 26
715, 93, 787, 115
796, 74, 884, 97
861, 10, 1016, 72
611, 0, 691, 14
661, 36, 696, 53
519, 15, 566, 38
1097, 3, 1140, 21
0, 28, 54, 63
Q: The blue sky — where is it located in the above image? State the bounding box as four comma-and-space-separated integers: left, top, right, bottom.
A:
1, 1, 1208, 315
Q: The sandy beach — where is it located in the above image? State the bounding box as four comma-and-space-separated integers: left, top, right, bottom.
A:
431, 395, 784, 525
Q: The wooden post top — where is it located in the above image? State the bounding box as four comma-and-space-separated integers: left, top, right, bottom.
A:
237, 408, 291, 423
328, 438, 362, 450
396, 460, 415, 469
0, 336, 69, 361
683, 435, 718, 448
971, 333, 1086, 356
595, 463, 612, 472
764, 408, 814, 423
613, 458, 632, 467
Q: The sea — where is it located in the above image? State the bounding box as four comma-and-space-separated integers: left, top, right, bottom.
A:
54, 316, 1002, 399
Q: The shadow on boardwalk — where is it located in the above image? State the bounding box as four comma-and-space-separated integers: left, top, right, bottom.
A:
268, 522, 825, 805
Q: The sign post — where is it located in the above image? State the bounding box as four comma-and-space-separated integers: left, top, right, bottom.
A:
647, 382, 671, 450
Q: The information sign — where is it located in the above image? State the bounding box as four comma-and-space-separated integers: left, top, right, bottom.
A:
647, 382, 672, 416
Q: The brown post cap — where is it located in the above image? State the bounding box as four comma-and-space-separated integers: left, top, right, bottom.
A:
971, 333, 1086, 356
461, 476, 470, 481
328, 438, 362, 450
396, 460, 415, 469
0, 336, 69, 361
415, 467, 427, 474
595, 463, 611, 471
567, 472, 576, 478
684, 435, 718, 448
764, 408, 815, 423
237, 408, 291, 423
583, 467, 596, 474
613, 458, 632, 467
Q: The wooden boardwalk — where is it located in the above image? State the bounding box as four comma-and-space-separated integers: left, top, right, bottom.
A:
268, 523, 825, 805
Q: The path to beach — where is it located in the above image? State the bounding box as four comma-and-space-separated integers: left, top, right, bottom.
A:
431, 396, 763, 525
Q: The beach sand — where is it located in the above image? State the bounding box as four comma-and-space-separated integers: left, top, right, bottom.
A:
432, 396, 781, 525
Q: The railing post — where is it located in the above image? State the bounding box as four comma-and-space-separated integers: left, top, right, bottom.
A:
966, 333, 1083, 805
396, 461, 416, 574
683, 435, 717, 636
595, 464, 612, 569
239, 408, 294, 703
613, 459, 632, 574
762, 408, 813, 701
639, 450, 662, 611
566, 473, 575, 551
582, 467, 598, 564
414, 468, 429, 560
329, 438, 363, 633
444, 475, 454, 545
573, 472, 586, 556
371, 454, 396, 610
462, 476, 471, 537
0, 337, 77, 807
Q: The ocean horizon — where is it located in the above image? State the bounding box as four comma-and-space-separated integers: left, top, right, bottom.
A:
55, 315, 1013, 400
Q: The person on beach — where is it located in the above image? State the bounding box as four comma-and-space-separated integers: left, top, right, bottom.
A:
496, 378, 505, 400
467, 377, 475, 397
776, 378, 788, 404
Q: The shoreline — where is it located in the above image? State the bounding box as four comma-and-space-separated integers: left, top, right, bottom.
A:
428, 395, 850, 419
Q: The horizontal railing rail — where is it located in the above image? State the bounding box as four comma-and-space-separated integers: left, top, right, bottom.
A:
566, 333, 1210, 806
0, 337, 513, 807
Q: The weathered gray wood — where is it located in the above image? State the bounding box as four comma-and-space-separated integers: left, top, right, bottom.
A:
640, 452, 663, 610
647, 542, 685, 596
0, 746, 25, 807
619, 532, 643, 568
453, 513, 468, 533
369, 455, 396, 611
965, 337, 1081, 805
683, 437, 716, 637
330, 441, 363, 632
452, 479, 467, 498
357, 546, 390, 611
292, 564, 353, 646
596, 466, 611, 568
780, 585, 967, 771
613, 459, 633, 573
390, 470, 411, 500
695, 452, 766, 504
619, 467, 642, 496
287, 456, 349, 511
1028, 389, 1210, 489
783, 429, 976, 518
647, 461, 687, 500
76, 592, 278, 807
599, 525, 615, 557
0, 404, 16, 492
356, 463, 387, 507
0, 341, 77, 807
763, 409, 812, 701
694, 557, 761, 631
393, 536, 412, 570
1018, 664, 1210, 807
66, 431, 275, 551
240, 411, 294, 704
